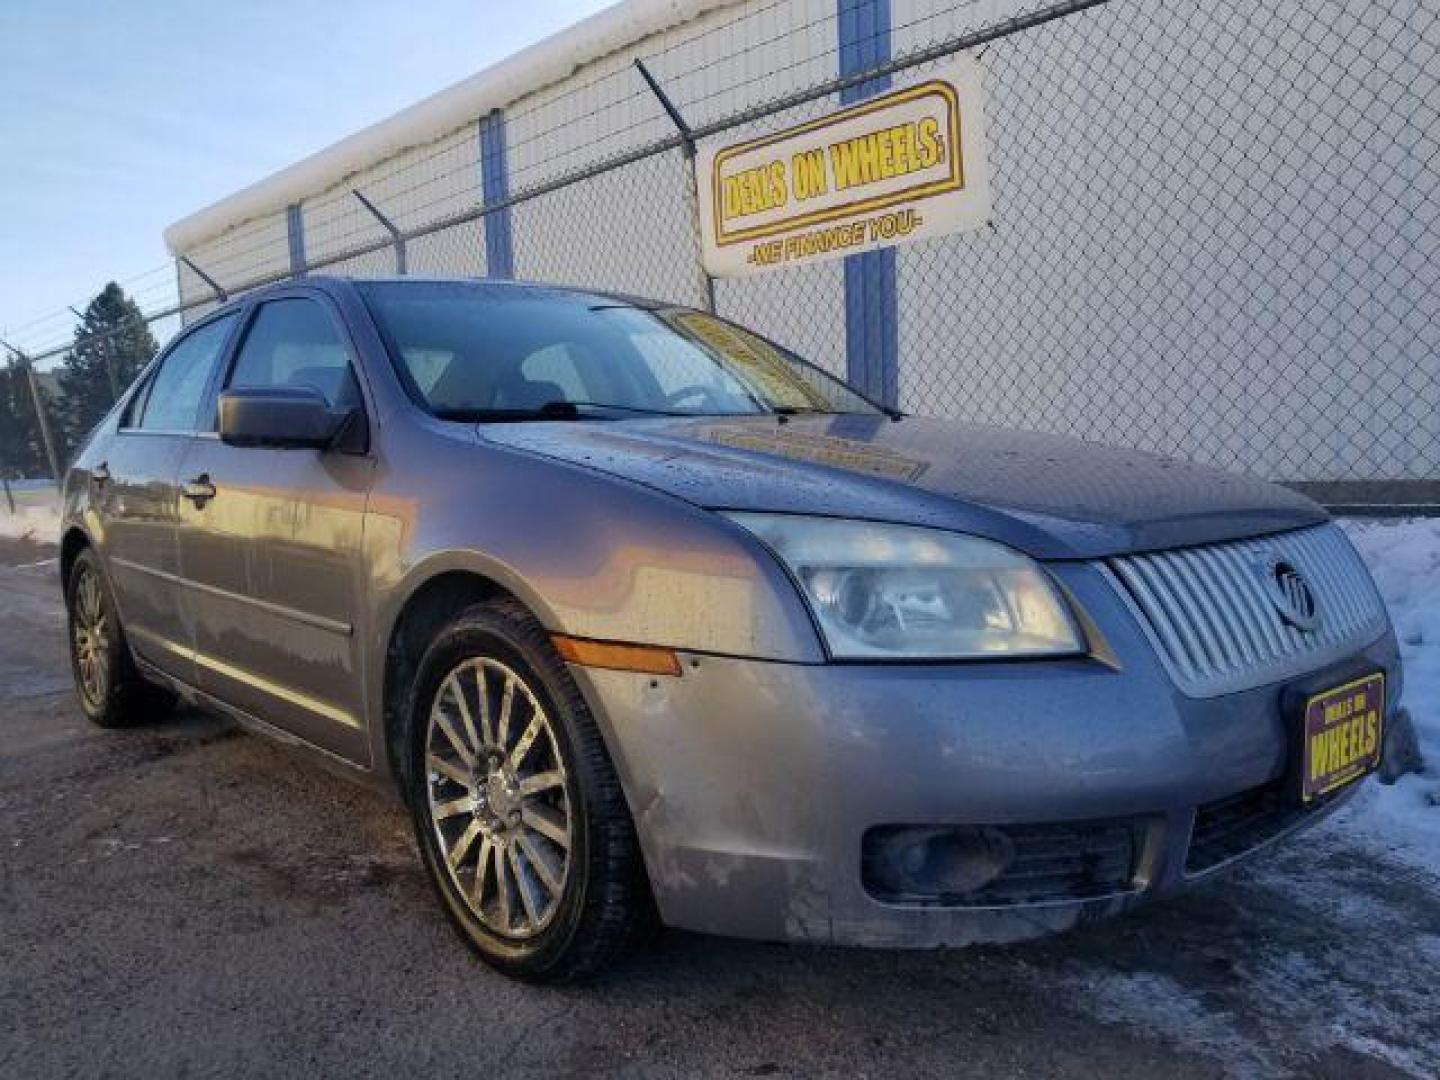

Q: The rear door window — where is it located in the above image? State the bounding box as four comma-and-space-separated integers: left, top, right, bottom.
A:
134, 315, 237, 432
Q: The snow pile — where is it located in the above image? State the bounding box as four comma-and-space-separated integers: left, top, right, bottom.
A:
1332, 517, 1440, 873
0, 488, 61, 544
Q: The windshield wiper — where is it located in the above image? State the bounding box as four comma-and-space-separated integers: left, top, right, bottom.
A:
770, 405, 903, 419
550, 400, 714, 417
773, 404, 906, 420
435, 400, 733, 423
434, 407, 563, 422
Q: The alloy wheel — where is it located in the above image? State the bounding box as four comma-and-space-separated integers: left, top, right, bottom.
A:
72, 564, 111, 709
424, 657, 573, 939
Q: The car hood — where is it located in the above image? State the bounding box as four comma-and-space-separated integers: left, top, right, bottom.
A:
477, 414, 1326, 559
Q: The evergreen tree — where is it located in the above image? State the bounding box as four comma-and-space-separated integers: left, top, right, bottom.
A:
56, 283, 156, 450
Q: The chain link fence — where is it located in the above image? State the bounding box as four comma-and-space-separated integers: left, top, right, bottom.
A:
3, 0, 1435, 512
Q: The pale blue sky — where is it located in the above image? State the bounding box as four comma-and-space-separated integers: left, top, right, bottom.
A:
0, 0, 613, 351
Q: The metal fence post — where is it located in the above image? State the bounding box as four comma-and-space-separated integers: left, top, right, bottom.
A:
352, 189, 408, 275
23, 359, 63, 485
634, 59, 716, 313
178, 256, 228, 303
1, 343, 64, 485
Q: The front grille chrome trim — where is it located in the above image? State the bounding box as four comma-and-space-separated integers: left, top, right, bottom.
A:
1104, 525, 1389, 698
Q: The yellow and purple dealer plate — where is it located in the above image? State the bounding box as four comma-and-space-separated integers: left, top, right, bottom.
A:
1300, 673, 1384, 803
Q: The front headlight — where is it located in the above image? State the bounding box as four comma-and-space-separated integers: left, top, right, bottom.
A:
724, 513, 1083, 660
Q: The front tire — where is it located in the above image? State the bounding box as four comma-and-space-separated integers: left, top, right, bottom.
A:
405, 598, 650, 982
66, 548, 173, 728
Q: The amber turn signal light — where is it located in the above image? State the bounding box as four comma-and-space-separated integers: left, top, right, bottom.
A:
551, 634, 682, 676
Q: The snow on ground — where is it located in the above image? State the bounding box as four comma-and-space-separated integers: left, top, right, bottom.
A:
0, 485, 60, 544
1331, 517, 1440, 874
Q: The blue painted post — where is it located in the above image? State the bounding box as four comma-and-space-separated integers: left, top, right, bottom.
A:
837, 0, 898, 408
479, 110, 515, 279
285, 203, 306, 276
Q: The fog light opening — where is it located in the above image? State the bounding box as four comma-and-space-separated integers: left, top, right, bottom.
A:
864, 826, 1017, 901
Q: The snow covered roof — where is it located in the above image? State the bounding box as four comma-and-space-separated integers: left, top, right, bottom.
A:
163, 0, 739, 254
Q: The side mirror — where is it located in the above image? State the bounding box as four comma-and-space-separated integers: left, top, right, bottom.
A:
218, 386, 348, 449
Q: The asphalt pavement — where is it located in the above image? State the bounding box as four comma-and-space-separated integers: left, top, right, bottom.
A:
1, 536, 1436, 1079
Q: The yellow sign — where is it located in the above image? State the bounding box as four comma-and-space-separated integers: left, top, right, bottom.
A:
698, 59, 991, 277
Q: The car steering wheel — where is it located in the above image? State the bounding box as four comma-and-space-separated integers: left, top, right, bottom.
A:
664, 384, 719, 410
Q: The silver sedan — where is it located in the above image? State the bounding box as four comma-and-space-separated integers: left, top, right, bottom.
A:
60, 276, 1400, 980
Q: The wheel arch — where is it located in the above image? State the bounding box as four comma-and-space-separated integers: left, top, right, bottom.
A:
59, 525, 92, 586
378, 563, 543, 800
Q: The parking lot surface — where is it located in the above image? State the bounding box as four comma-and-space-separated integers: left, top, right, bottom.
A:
1, 537, 1436, 1079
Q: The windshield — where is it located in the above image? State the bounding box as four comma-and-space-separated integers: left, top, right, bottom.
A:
358, 280, 881, 420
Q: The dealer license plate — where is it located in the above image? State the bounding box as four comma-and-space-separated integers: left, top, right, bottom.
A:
1300, 673, 1385, 803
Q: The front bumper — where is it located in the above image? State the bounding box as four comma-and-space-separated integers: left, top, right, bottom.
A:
569, 562, 1402, 947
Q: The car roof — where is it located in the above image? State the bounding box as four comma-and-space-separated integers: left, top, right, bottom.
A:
207, 275, 666, 316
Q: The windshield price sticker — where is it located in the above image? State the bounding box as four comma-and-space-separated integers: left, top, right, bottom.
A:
665, 311, 830, 410
697, 58, 992, 278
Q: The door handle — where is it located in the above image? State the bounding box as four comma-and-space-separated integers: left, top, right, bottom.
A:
182, 474, 217, 507
91, 462, 111, 486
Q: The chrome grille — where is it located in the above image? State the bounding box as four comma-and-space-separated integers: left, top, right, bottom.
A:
1105, 525, 1389, 697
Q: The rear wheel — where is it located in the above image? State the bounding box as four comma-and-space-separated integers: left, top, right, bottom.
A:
406, 598, 651, 982
66, 548, 173, 728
